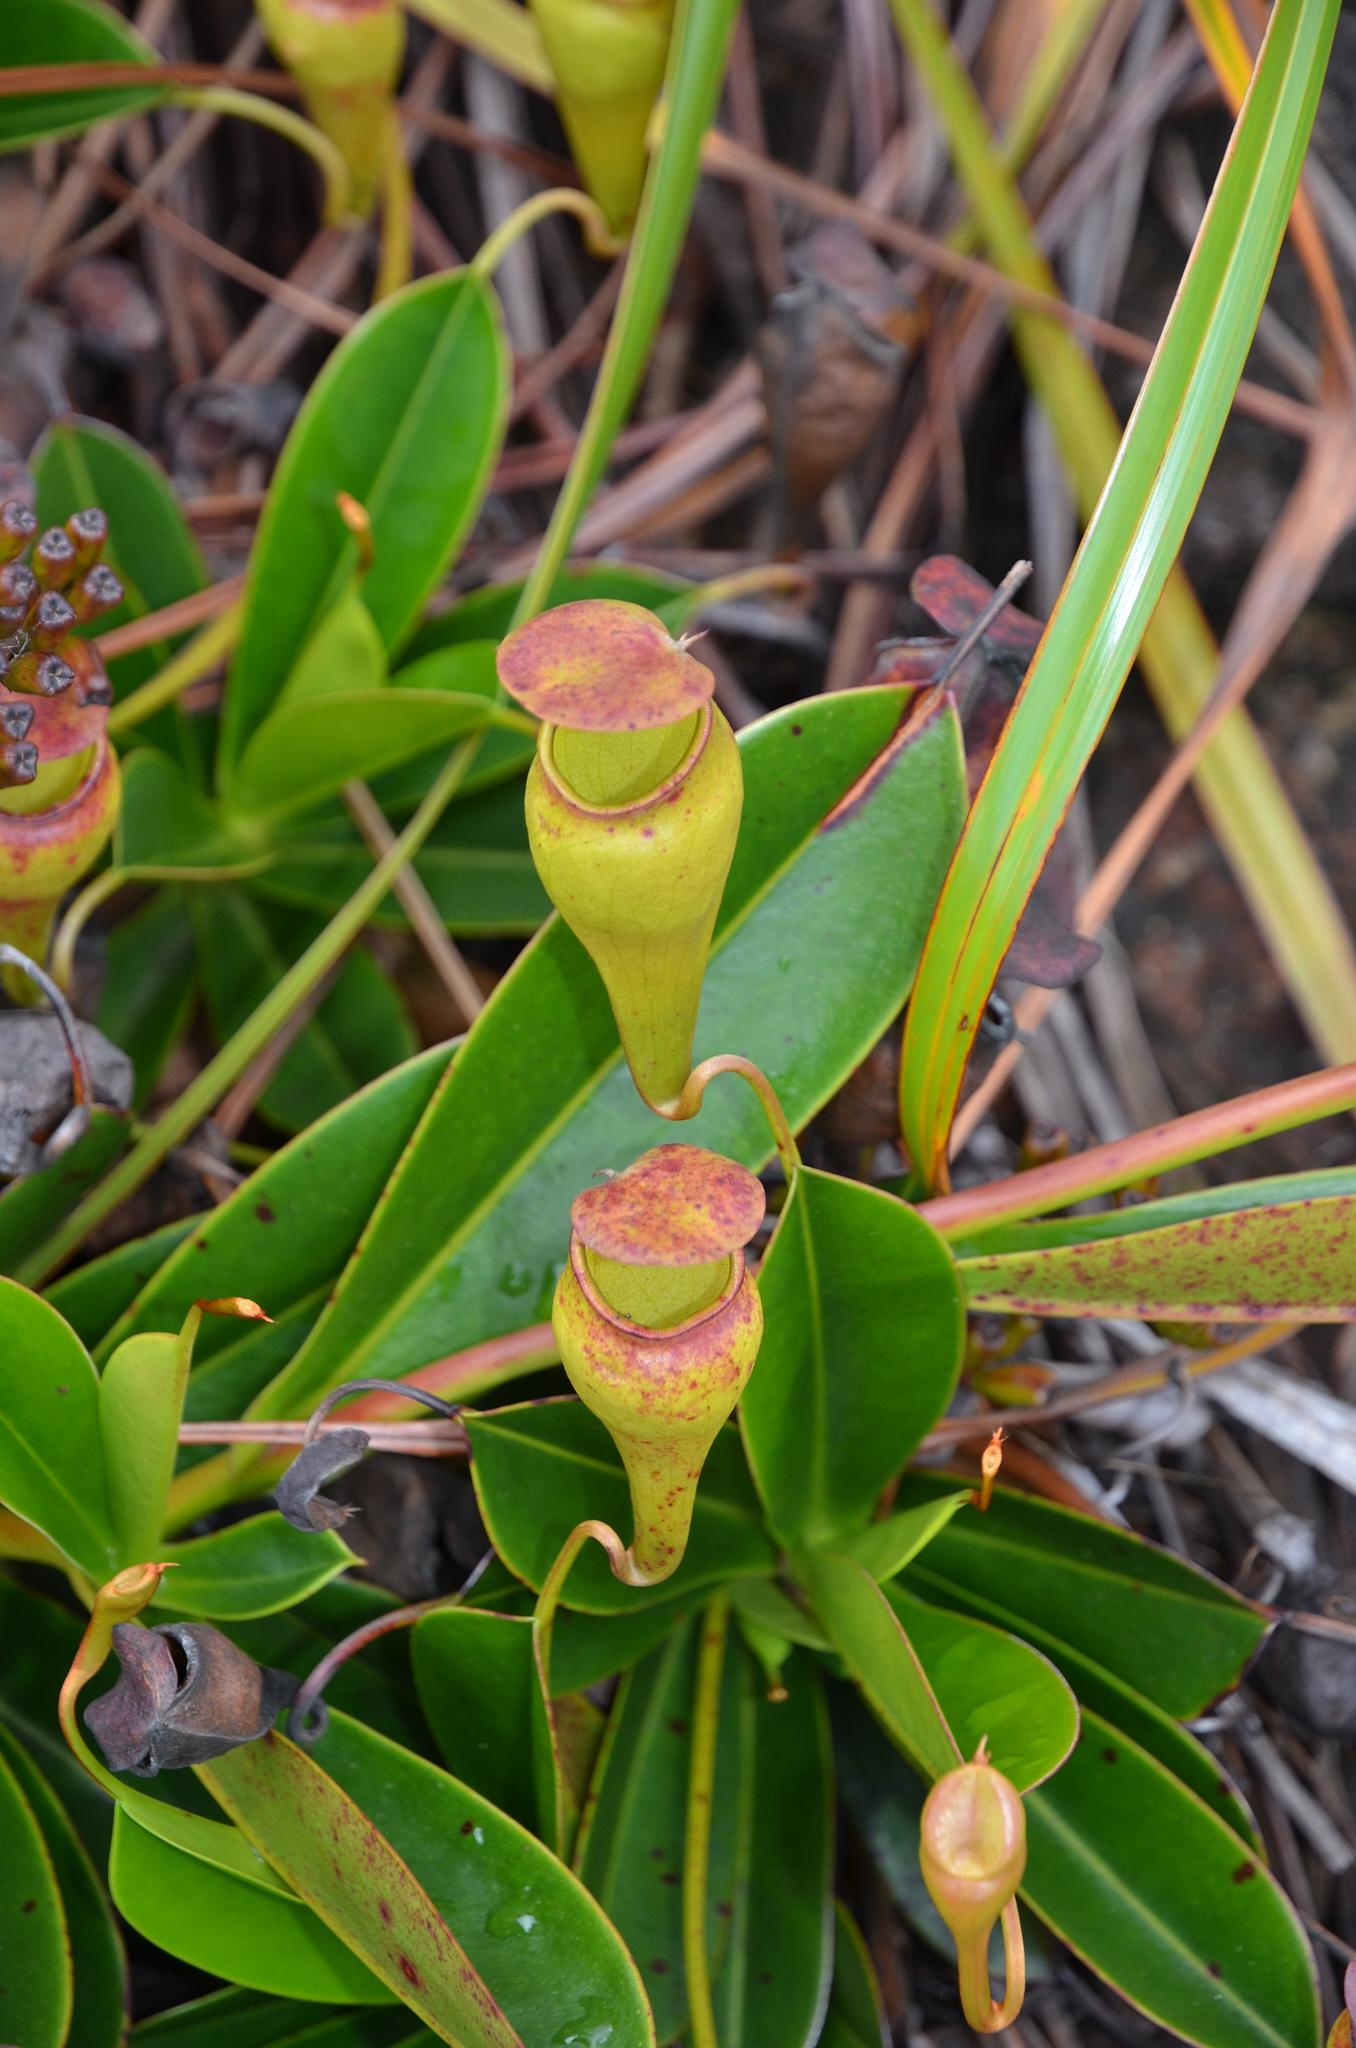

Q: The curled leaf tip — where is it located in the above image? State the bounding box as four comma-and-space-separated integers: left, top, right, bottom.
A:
196, 1295, 272, 1323
977, 1428, 1005, 1512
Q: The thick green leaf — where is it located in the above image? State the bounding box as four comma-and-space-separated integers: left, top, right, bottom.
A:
707, 1646, 835, 2048
212, 1711, 657, 2048
942, 1165, 1356, 1255
96, 889, 199, 1110
0, 1111, 128, 1279
110, 1803, 393, 2003
222, 273, 509, 775
230, 691, 517, 830
0, 0, 160, 151
46, 1219, 197, 1350
412, 1609, 538, 1832
369, 648, 532, 815
1024, 1710, 1319, 2048
117, 750, 233, 867
0, 1277, 115, 1578
96, 1042, 450, 1366
958, 1194, 1356, 1319
132, 1987, 431, 2048
0, 1739, 70, 2047
100, 1327, 190, 1567
467, 1401, 774, 1614
743, 1171, 964, 1544
894, 1473, 1266, 1719
899, 1565, 1260, 1847
34, 418, 207, 699
879, 1584, 1077, 1790
549, 1595, 695, 1694
823, 1902, 888, 2048
0, 1721, 124, 2048
836, 1493, 972, 1582
258, 686, 966, 1409
791, 1551, 959, 1784
192, 891, 417, 1135
154, 1512, 357, 1619
897, 0, 1343, 1186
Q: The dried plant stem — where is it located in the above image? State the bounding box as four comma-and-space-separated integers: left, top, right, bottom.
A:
16, 739, 483, 1287
99, 579, 243, 669
343, 778, 485, 1023
683, 1592, 730, 2048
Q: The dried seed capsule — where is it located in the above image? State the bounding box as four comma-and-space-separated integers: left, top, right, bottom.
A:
33, 526, 79, 592
65, 507, 108, 575
0, 500, 37, 565
0, 741, 37, 788
0, 700, 34, 740
0, 563, 38, 628
552, 1144, 765, 1582
64, 639, 114, 708
84, 1621, 298, 1776
920, 1748, 1027, 2033
67, 563, 123, 625
500, 599, 743, 1114
6, 652, 75, 698
29, 590, 77, 651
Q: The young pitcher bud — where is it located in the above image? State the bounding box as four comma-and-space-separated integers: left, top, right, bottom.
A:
920, 1747, 1027, 2033
528, 0, 675, 237
552, 1145, 765, 1582
254, 0, 404, 217
499, 599, 742, 1114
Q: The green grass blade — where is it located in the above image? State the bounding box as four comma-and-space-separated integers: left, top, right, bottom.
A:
893, 0, 1342, 1191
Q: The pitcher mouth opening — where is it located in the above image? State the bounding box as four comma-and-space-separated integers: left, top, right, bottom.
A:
569, 1229, 746, 1339
538, 700, 712, 820
0, 732, 112, 838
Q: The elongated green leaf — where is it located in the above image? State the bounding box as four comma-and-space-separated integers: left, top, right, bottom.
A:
34, 417, 207, 700
0, 1740, 71, 2047
97, 1043, 451, 1366
792, 1551, 959, 1783
880, 1584, 1077, 1789
468, 1401, 774, 1614
742, 1171, 964, 1544
0, 1277, 114, 1578
0, 1578, 115, 1864
95, 889, 199, 1111
230, 692, 519, 829
0, 1112, 129, 1279
894, 1473, 1265, 1719
117, 751, 233, 867
708, 1646, 836, 2048
222, 274, 509, 775
154, 1513, 357, 1619
896, 0, 1344, 1188
0, 1722, 123, 2048
1024, 1711, 1319, 2048
823, 1903, 889, 2048
899, 1564, 1260, 1847
111, 1803, 393, 2003
836, 1493, 972, 1582
943, 1165, 1356, 1255
255, 687, 966, 1413
0, 0, 160, 151
959, 1194, 1356, 1319
100, 1326, 190, 1567
220, 1711, 658, 2048
549, 1594, 694, 1694
412, 1609, 538, 1832
131, 1987, 428, 2048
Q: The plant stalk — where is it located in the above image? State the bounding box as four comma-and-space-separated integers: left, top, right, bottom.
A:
682, 1590, 729, 2048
